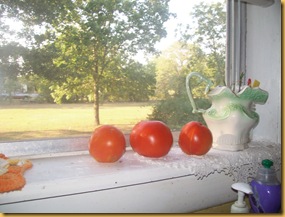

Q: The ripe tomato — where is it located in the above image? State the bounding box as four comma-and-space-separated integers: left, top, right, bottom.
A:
89, 125, 126, 163
130, 120, 173, 158
178, 121, 212, 156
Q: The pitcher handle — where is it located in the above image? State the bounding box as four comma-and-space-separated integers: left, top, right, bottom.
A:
186, 72, 213, 114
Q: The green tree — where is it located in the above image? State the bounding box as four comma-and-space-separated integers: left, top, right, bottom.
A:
20, 74, 54, 103
0, 43, 27, 101
100, 60, 156, 102
1, 0, 172, 125
0, 0, 74, 26
154, 42, 209, 100
150, 1, 226, 129
150, 42, 211, 128
24, 40, 156, 104
0, 43, 25, 79
180, 1, 226, 85
53, 0, 172, 125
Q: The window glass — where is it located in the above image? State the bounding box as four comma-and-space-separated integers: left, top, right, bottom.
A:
0, 0, 226, 142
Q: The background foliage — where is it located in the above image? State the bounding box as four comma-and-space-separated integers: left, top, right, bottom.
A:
0, 0, 226, 129
149, 1, 226, 127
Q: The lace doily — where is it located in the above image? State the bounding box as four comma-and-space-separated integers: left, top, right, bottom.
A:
133, 141, 281, 182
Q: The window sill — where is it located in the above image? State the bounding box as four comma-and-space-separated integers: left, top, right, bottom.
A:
0, 136, 281, 213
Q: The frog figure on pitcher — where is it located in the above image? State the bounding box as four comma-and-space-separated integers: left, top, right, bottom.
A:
186, 72, 269, 151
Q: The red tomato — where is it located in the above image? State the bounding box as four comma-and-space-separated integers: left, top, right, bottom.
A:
130, 121, 173, 158
89, 125, 126, 163
178, 121, 212, 156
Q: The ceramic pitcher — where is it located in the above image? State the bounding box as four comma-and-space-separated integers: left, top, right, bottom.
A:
186, 72, 269, 151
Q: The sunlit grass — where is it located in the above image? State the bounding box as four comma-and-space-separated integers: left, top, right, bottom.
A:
0, 102, 153, 142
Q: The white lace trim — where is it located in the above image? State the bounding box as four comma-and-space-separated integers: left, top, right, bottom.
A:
133, 141, 281, 182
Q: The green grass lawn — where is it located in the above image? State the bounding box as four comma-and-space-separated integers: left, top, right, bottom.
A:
0, 102, 153, 142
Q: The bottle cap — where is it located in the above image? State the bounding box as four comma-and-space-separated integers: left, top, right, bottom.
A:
262, 159, 273, 168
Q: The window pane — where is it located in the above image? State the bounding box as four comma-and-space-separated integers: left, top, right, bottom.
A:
0, 0, 226, 142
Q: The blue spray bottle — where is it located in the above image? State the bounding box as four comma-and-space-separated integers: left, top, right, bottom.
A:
249, 159, 281, 213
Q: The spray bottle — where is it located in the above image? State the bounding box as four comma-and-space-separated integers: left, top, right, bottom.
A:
249, 159, 281, 213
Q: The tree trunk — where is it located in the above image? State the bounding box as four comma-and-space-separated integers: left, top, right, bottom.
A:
92, 45, 101, 126
93, 82, 100, 126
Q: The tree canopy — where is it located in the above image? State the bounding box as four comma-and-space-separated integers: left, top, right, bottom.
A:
154, 42, 209, 99
150, 1, 226, 128
0, 0, 226, 130
179, 1, 226, 86
0, 0, 173, 125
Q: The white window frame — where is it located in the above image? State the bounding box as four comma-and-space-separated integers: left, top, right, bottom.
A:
226, 0, 247, 89
226, 0, 275, 89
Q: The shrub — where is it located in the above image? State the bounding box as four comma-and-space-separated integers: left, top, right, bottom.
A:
148, 96, 210, 130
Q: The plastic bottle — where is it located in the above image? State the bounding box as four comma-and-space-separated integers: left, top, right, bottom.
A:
249, 159, 281, 213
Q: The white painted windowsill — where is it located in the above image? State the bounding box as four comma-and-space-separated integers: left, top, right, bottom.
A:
0, 135, 281, 213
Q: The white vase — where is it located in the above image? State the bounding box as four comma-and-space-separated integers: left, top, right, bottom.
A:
203, 86, 268, 151
186, 72, 269, 151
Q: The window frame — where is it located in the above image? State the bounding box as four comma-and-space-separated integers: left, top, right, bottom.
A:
226, 0, 247, 89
